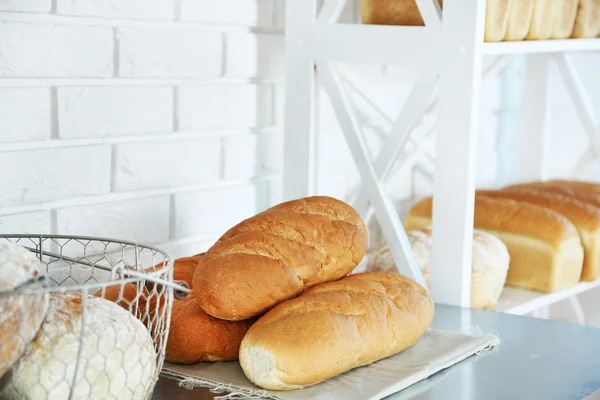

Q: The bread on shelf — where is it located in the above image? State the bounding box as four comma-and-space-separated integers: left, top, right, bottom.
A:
359, 0, 513, 42
193, 196, 368, 321
481, 188, 600, 281
527, 0, 561, 40
367, 227, 510, 309
571, 0, 600, 38
504, 0, 535, 41
554, 0, 580, 39
0, 242, 49, 379
239, 272, 434, 391
405, 195, 584, 293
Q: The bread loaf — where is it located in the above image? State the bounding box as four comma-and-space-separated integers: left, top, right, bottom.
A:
554, 0, 580, 38
572, 0, 600, 38
504, 0, 535, 41
166, 294, 253, 363
504, 181, 600, 208
405, 195, 584, 292
527, 0, 561, 40
546, 179, 600, 194
1, 292, 156, 400
0, 243, 49, 378
483, 0, 513, 42
239, 272, 434, 391
193, 196, 368, 321
102, 254, 252, 363
101, 253, 202, 328
359, 0, 511, 42
481, 188, 600, 281
368, 228, 509, 309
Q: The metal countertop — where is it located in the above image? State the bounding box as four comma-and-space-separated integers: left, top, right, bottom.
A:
152, 304, 600, 400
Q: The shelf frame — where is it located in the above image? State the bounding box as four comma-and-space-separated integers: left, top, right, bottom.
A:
282, 0, 600, 313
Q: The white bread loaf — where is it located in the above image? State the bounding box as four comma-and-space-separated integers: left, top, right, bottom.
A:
505, 0, 535, 41
572, 0, 600, 38
405, 195, 584, 293
482, 188, 600, 282
1, 292, 157, 400
527, 0, 561, 40
368, 228, 509, 309
554, 0, 580, 38
239, 272, 434, 391
0, 242, 49, 378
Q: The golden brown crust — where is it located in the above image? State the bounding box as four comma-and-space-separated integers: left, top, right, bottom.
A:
239, 272, 433, 390
504, 181, 600, 207
479, 188, 600, 233
407, 195, 579, 248
571, 0, 600, 38
359, 0, 440, 26
165, 294, 253, 364
100, 253, 203, 326
193, 196, 368, 321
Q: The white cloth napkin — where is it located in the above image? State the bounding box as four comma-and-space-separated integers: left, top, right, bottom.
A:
161, 329, 500, 400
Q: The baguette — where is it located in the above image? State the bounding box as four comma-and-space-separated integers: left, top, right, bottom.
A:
193, 196, 368, 321
102, 254, 252, 363
481, 188, 600, 281
239, 272, 434, 391
405, 195, 584, 292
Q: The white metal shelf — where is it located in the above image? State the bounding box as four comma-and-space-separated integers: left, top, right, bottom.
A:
483, 38, 600, 55
497, 279, 600, 316
283, 0, 600, 318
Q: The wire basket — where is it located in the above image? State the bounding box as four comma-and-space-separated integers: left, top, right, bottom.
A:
0, 234, 181, 400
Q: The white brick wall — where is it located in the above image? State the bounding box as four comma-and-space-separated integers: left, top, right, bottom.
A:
0, 88, 50, 142
118, 28, 222, 78
0, 22, 113, 77
58, 87, 173, 138
57, 0, 174, 20
0, 0, 283, 256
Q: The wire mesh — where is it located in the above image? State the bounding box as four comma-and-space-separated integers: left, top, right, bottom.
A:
0, 234, 175, 400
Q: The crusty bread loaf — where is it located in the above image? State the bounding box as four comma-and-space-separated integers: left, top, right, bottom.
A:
572, 0, 600, 38
193, 196, 368, 321
166, 294, 253, 363
101, 253, 252, 363
239, 272, 434, 391
405, 195, 584, 292
481, 188, 600, 281
554, 0, 580, 38
368, 228, 510, 309
1, 292, 156, 400
0, 243, 49, 378
101, 253, 202, 327
505, 0, 535, 40
527, 0, 561, 40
